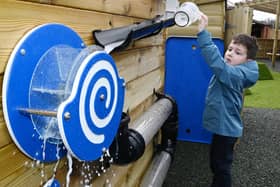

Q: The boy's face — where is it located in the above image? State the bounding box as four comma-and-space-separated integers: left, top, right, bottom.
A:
224, 40, 248, 66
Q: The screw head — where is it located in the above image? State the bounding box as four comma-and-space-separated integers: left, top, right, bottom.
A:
64, 112, 71, 120
20, 49, 26, 55
100, 94, 105, 100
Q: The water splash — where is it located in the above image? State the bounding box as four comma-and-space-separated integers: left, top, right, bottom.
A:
43, 178, 54, 187
42, 143, 61, 187
66, 152, 73, 187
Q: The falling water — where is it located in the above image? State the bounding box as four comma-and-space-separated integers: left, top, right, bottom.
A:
66, 152, 73, 187
42, 144, 61, 187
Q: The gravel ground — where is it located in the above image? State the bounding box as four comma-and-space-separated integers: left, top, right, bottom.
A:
163, 107, 280, 187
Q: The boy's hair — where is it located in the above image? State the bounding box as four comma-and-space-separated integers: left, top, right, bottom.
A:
232, 34, 259, 60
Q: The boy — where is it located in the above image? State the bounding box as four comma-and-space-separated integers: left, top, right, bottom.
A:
197, 13, 259, 187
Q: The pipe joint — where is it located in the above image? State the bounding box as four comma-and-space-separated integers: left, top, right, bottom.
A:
109, 113, 145, 165
154, 91, 178, 160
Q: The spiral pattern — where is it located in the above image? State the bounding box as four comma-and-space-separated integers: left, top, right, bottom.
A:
79, 59, 118, 144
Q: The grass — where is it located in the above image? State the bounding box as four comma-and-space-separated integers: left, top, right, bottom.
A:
244, 70, 280, 109
257, 62, 274, 80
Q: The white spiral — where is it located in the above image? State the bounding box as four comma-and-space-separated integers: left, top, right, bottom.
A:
79, 60, 118, 144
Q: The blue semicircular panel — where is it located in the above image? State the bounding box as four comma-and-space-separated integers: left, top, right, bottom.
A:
2, 23, 84, 162
57, 51, 125, 161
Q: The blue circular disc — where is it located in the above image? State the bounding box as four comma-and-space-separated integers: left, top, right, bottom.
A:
57, 51, 125, 161
2, 23, 84, 162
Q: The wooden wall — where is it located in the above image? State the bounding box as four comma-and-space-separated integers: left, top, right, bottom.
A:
225, 6, 253, 46
0, 0, 225, 186
256, 39, 280, 59
0, 0, 164, 186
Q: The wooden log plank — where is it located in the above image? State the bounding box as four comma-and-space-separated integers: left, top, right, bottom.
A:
0, 123, 11, 149
22, 0, 165, 19
84, 124, 154, 187
167, 25, 224, 38
125, 142, 153, 187
128, 94, 157, 123
124, 68, 164, 112
0, 141, 69, 187
89, 164, 131, 186
0, 144, 28, 182
113, 46, 164, 82
0, 0, 164, 74
195, 0, 224, 5
0, 156, 67, 187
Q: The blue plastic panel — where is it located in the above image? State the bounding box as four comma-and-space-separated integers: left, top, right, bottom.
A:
2, 23, 83, 162
57, 51, 125, 161
164, 37, 224, 144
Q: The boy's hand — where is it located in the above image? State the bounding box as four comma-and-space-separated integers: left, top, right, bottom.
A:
198, 13, 208, 32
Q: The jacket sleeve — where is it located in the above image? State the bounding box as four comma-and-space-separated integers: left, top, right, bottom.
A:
197, 30, 259, 90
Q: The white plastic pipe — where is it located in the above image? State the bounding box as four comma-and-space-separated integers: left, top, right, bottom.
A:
140, 151, 172, 187
130, 98, 173, 146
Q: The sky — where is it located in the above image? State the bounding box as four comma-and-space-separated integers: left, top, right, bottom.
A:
227, 0, 276, 21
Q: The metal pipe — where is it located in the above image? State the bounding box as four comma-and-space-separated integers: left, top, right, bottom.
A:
17, 108, 71, 119
109, 97, 174, 165
140, 151, 172, 187
17, 108, 57, 117
130, 98, 173, 146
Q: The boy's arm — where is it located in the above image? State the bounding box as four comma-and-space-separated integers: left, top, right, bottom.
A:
197, 30, 258, 90
197, 13, 228, 80
197, 14, 258, 90
197, 30, 226, 78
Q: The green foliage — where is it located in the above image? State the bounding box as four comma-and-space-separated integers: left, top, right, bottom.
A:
244, 88, 252, 95
258, 62, 274, 80
244, 71, 280, 109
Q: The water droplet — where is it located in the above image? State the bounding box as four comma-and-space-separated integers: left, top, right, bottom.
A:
36, 160, 41, 166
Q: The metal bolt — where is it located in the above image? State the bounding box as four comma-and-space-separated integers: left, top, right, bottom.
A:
64, 112, 71, 120
20, 49, 26, 55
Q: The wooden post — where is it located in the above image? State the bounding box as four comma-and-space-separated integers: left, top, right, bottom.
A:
272, 0, 280, 68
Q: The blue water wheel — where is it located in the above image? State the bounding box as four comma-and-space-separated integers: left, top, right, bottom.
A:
3, 23, 125, 162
